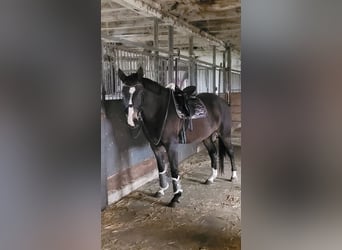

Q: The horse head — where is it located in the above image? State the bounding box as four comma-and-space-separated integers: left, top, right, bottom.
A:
118, 67, 144, 128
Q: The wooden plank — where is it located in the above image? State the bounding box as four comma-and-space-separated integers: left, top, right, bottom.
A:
230, 93, 241, 105
231, 105, 241, 114
232, 113, 241, 122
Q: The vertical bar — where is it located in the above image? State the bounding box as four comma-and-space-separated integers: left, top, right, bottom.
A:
168, 25, 174, 83
223, 49, 226, 93
189, 36, 194, 86
205, 68, 209, 92
154, 18, 159, 82
219, 63, 222, 94
212, 45, 216, 94
227, 45, 232, 94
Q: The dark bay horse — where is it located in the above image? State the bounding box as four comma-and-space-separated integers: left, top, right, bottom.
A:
119, 67, 237, 207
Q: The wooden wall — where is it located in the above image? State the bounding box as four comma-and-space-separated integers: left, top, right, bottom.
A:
219, 92, 241, 145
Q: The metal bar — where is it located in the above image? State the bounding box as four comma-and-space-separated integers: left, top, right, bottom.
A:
189, 36, 195, 86
218, 63, 222, 94
205, 68, 209, 92
102, 37, 226, 69
153, 18, 159, 82
168, 26, 174, 83
222, 49, 226, 92
212, 45, 216, 94
227, 45, 232, 94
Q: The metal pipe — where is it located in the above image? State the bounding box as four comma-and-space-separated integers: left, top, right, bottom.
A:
102, 37, 226, 69
154, 18, 159, 82
227, 45, 232, 94
222, 49, 226, 93
168, 26, 174, 83
189, 36, 195, 86
212, 45, 216, 94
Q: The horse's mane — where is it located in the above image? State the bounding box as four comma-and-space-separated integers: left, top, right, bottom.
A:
142, 77, 166, 94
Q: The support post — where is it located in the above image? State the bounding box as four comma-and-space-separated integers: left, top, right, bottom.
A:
227, 45, 232, 94
218, 63, 222, 94
223, 49, 226, 93
212, 45, 216, 94
153, 18, 159, 82
189, 36, 195, 86
168, 26, 174, 83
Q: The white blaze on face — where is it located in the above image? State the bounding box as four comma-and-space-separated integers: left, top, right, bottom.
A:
127, 87, 136, 127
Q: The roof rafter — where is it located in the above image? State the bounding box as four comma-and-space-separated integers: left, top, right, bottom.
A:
111, 0, 227, 48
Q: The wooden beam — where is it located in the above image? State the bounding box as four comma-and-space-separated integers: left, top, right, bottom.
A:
111, 0, 226, 48
101, 7, 127, 13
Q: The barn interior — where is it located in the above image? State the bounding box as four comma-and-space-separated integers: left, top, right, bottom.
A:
101, 0, 241, 249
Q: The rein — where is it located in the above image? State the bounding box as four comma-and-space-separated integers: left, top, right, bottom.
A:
141, 89, 172, 146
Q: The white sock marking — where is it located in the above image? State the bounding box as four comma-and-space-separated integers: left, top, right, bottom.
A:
208, 168, 218, 182
232, 170, 238, 179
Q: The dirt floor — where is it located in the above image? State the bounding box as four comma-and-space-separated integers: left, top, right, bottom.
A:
102, 146, 241, 250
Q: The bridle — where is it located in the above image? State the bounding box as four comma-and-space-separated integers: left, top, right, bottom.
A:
124, 84, 171, 145
140, 89, 171, 146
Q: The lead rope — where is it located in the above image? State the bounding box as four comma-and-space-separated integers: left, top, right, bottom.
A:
141, 89, 172, 146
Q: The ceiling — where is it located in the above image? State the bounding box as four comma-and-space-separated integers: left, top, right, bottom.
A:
101, 0, 241, 56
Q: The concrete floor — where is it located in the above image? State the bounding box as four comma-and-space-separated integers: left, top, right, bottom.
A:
102, 146, 241, 250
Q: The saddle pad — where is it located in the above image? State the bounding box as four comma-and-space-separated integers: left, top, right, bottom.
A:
173, 93, 207, 119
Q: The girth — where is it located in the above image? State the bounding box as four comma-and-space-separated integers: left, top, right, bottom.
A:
171, 86, 207, 143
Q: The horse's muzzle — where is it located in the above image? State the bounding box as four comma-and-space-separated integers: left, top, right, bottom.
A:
127, 111, 142, 129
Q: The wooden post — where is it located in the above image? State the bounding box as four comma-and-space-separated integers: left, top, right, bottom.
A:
218, 63, 222, 94
227, 45, 232, 103
212, 45, 216, 94
223, 49, 226, 93
168, 26, 174, 83
153, 18, 159, 82
189, 36, 195, 86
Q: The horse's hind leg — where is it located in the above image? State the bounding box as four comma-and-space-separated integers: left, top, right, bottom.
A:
165, 142, 182, 207
203, 136, 218, 184
151, 145, 169, 197
221, 136, 238, 181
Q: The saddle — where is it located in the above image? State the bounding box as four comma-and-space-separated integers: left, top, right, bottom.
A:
172, 86, 207, 144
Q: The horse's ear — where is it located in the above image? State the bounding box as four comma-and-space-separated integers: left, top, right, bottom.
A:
118, 69, 127, 82
137, 67, 144, 80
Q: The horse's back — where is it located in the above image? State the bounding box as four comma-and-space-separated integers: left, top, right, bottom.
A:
197, 93, 232, 130
197, 93, 230, 112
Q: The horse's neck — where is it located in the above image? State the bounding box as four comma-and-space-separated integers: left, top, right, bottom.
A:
142, 88, 169, 121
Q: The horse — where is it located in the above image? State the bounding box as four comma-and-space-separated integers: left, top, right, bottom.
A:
118, 67, 237, 207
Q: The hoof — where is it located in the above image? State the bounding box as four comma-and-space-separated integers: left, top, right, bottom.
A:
154, 191, 163, 198
168, 201, 177, 208
229, 176, 238, 182
168, 192, 182, 207
204, 179, 213, 185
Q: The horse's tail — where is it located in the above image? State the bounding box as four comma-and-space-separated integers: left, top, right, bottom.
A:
218, 136, 226, 175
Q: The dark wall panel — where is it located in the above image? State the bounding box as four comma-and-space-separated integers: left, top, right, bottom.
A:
101, 100, 200, 206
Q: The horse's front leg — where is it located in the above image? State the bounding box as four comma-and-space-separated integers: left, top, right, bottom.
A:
165, 143, 183, 207
151, 145, 169, 197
